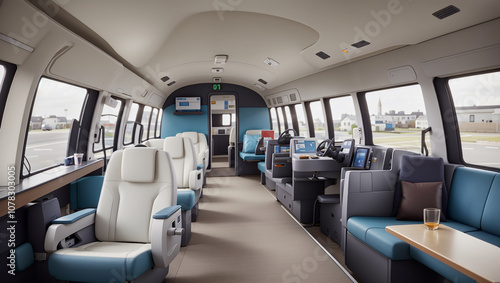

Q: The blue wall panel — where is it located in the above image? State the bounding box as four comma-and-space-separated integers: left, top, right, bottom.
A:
238, 107, 271, 140
161, 104, 209, 138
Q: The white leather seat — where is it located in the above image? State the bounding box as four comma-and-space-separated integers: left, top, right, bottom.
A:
45, 147, 183, 282
176, 132, 209, 170
143, 138, 164, 150
164, 136, 203, 221
229, 127, 236, 146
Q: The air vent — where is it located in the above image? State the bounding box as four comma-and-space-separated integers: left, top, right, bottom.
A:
316, 51, 331, 60
213, 77, 222, 83
351, 40, 370, 48
167, 81, 176, 86
272, 98, 277, 105
290, 93, 297, 101
276, 97, 283, 104
160, 76, 170, 82
433, 5, 460, 20
258, 78, 268, 85
267, 99, 272, 105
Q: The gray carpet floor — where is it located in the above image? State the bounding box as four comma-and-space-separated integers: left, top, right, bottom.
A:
165, 175, 355, 283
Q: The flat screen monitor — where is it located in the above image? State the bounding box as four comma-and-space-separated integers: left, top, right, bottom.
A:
340, 139, 353, 154
352, 147, 369, 169
274, 145, 290, 153
293, 140, 316, 154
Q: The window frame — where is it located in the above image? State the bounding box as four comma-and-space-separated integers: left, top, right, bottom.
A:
22, 77, 92, 177
93, 96, 125, 155
436, 69, 500, 172
0, 61, 17, 130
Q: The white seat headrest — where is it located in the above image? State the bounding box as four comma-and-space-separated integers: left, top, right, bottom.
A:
164, 136, 185, 159
182, 132, 199, 144
121, 147, 157, 183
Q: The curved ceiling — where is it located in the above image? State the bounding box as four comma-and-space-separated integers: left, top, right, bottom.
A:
32, 0, 500, 97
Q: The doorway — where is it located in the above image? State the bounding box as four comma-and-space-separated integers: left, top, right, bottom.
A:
208, 94, 236, 175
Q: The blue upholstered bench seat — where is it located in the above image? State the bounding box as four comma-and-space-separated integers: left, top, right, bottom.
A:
347, 166, 500, 282
347, 217, 478, 260
257, 161, 266, 173
239, 152, 265, 161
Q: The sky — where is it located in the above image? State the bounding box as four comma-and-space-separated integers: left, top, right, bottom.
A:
31, 78, 87, 121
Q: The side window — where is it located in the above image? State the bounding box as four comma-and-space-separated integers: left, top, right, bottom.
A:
24, 78, 87, 175
0, 65, 5, 89
94, 97, 123, 157
365, 84, 428, 153
277, 107, 285, 133
156, 108, 163, 138
448, 71, 500, 169
294, 104, 308, 137
284, 106, 293, 130
329, 96, 356, 142
270, 107, 279, 135
141, 106, 152, 141
123, 102, 139, 145
150, 108, 158, 138
309, 101, 327, 140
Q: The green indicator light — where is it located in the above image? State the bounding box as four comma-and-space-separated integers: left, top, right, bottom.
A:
213, 84, 221, 91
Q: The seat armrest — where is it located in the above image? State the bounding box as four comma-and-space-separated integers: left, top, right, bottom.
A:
341, 170, 397, 228
52, 208, 96, 224
151, 205, 183, 268
189, 169, 203, 190
45, 210, 96, 253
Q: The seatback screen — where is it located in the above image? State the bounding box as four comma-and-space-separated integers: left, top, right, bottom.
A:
352, 148, 369, 168
294, 140, 316, 153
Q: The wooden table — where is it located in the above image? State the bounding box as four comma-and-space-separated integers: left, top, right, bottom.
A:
0, 160, 103, 217
386, 224, 500, 283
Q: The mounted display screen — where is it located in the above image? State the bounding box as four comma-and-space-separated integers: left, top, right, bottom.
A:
352, 147, 369, 168
293, 140, 317, 153
176, 97, 201, 111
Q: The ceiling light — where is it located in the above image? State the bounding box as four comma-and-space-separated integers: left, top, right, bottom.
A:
254, 83, 266, 90
214, 55, 228, 65
264, 57, 279, 68
212, 68, 224, 73
342, 46, 356, 53
213, 77, 222, 83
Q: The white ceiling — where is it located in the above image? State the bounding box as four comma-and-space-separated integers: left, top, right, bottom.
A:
46, 0, 500, 96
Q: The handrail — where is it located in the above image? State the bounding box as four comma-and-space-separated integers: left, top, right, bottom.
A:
421, 127, 432, 156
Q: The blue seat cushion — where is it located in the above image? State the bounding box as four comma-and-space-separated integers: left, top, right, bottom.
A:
15, 242, 34, 272
177, 190, 196, 211
466, 231, 500, 248
409, 246, 474, 283
257, 161, 266, 173
481, 175, 500, 236
242, 134, 260, 153
49, 242, 153, 282
347, 217, 478, 260
447, 167, 496, 229
347, 216, 421, 260
239, 152, 266, 161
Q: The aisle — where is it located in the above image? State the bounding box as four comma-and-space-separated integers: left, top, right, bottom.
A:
165, 175, 355, 283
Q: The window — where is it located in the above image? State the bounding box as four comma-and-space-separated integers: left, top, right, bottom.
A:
123, 103, 139, 145
329, 96, 356, 142
270, 107, 279, 135
222, 114, 231, 126
277, 107, 285, 133
294, 104, 308, 137
141, 106, 152, 141
156, 108, 163, 137
309, 101, 327, 140
150, 108, 158, 138
284, 106, 293, 130
24, 78, 87, 174
0, 65, 5, 88
448, 71, 500, 168
365, 84, 428, 153
94, 98, 123, 157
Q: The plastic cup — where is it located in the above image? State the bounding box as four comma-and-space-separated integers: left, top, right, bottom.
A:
74, 153, 84, 165
423, 208, 440, 230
